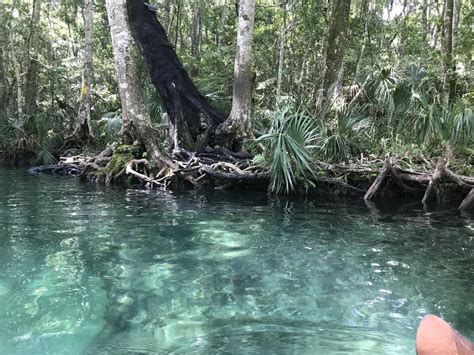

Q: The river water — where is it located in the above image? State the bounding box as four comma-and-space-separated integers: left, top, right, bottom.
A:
0, 168, 472, 354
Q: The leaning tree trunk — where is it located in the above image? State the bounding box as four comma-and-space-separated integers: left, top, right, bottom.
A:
24, 0, 42, 115
215, 0, 256, 149
74, 0, 94, 141
317, 0, 351, 118
126, 0, 226, 151
190, 6, 202, 60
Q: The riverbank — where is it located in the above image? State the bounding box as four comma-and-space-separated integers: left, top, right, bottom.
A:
21, 147, 474, 212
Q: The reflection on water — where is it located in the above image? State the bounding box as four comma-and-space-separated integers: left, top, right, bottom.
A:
0, 168, 472, 354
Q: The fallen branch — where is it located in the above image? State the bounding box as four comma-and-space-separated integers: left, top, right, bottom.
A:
364, 156, 391, 201
125, 159, 165, 188
200, 164, 270, 182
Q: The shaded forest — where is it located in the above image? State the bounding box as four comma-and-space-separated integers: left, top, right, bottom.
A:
0, 0, 472, 205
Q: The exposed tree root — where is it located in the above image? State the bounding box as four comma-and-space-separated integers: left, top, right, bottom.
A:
125, 159, 167, 189
31, 148, 473, 211
459, 189, 474, 211
364, 155, 474, 209
364, 156, 392, 201
79, 144, 115, 183
28, 163, 83, 175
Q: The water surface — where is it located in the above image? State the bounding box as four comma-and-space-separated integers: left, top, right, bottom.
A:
0, 168, 472, 354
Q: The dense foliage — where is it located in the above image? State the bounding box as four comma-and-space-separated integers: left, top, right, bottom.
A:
0, 0, 472, 189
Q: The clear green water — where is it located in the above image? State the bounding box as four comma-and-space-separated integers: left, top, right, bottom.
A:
0, 168, 472, 354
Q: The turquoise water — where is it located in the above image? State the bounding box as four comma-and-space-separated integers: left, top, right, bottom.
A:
0, 168, 472, 354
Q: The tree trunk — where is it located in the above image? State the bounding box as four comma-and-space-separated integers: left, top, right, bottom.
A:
215, 0, 256, 148
452, 0, 461, 48
0, 1, 6, 119
276, 1, 287, 98
354, 0, 372, 81
190, 5, 202, 76
191, 7, 202, 60
317, 0, 352, 118
217, 1, 228, 48
74, 0, 94, 141
313, 0, 331, 108
13, 56, 24, 117
24, 0, 42, 115
105, 0, 158, 154
174, 1, 181, 49
162, 0, 171, 33
442, 0, 455, 104
126, 0, 226, 151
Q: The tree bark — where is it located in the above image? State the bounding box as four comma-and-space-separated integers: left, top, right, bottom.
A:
276, 1, 287, 98
354, 0, 372, 81
442, 0, 455, 104
162, 0, 171, 33
190, 4, 202, 76
190, 6, 202, 60
215, 0, 256, 148
74, 0, 94, 141
126, 0, 226, 151
105, 0, 151, 143
0, 1, 6, 119
217, 1, 228, 48
422, 0, 429, 43
13, 56, 24, 117
452, 0, 461, 47
24, 0, 42, 115
317, 0, 352, 118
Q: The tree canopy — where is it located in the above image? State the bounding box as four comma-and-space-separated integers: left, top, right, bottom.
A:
0, 0, 472, 194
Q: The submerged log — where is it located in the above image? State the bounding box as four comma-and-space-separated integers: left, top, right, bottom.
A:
28, 163, 84, 175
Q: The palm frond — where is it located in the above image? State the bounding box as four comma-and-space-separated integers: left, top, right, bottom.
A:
256, 107, 318, 193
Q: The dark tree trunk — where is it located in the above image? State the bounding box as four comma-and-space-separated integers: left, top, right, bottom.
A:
126, 0, 225, 151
